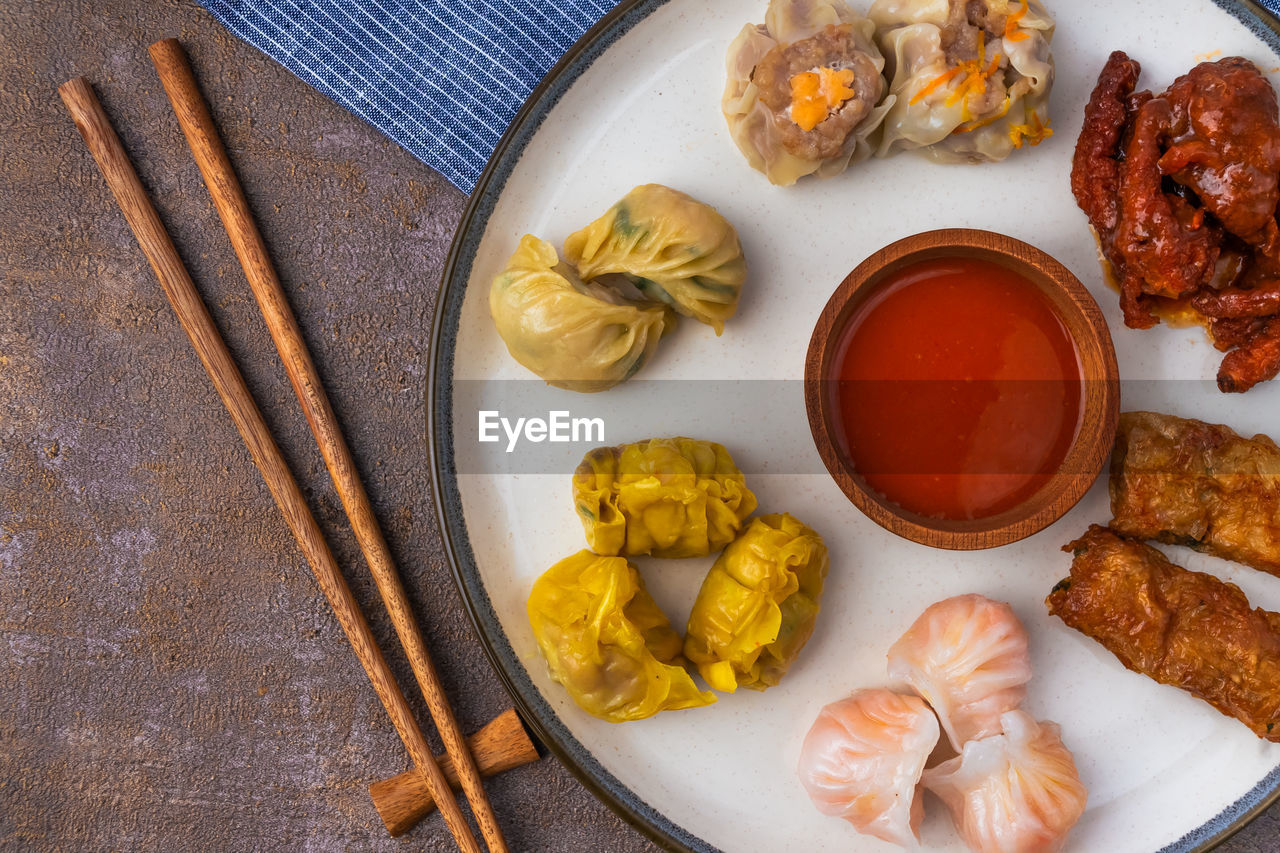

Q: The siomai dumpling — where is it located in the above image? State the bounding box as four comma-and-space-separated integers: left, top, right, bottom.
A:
526, 550, 715, 722
564, 185, 746, 335
869, 0, 1055, 162
887, 594, 1032, 750
923, 710, 1087, 853
489, 234, 673, 392
684, 513, 829, 692
723, 0, 894, 185
573, 437, 757, 559
797, 688, 940, 847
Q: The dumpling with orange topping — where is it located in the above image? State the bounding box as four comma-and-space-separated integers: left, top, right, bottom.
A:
869, 0, 1055, 163
723, 0, 894, 185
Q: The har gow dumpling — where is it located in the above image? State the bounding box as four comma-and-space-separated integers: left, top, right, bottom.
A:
573, 437, 758, 559
489, 234, 673, 392
887, 594, 1032, 750
923, 710, 1088, 853
869, 0, 1055, 162
723, 0, 895, 185
684, 513, 829, 692
564, 184, 746, 335
526, 550, 716, 722
797, 688, 940, 847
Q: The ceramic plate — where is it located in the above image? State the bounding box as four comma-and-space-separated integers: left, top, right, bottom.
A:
429, 1, 1280, 850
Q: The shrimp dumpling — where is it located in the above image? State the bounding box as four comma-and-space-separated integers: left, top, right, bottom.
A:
797, 688, 940, 847
923, 710, 1088, 853
887, 594, 1032, 750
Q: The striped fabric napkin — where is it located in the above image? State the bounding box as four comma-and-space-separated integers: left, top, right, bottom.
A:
197, 0, 619, 193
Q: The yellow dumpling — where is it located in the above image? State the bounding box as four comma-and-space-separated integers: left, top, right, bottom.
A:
489, 234, 673, 393
573, 437, 757, 559
684, 513, 829, 692
527, 550, 715, 722
564, 185, 746, 335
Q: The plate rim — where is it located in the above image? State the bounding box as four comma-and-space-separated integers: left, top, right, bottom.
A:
427, 1, 1280, 850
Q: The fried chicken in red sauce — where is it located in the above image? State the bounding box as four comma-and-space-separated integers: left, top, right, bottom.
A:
1159, 58, 1280, 241
1115, 96, 1220, 301
1070, 51, 1280, 392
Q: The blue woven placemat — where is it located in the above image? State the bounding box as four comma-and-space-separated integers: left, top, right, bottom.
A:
198, 0, 1280, 195
197, 0, 619, 193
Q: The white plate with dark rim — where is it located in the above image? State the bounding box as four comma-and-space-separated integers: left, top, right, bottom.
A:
428, 1, 1280, 849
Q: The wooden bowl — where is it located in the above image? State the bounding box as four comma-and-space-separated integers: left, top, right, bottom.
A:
804, 229, 1120, 550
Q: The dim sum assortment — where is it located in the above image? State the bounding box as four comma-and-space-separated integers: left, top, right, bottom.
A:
527, 550, 715, 722
564, 184, 747, 335
886, 593, 1032, 750
796, 689, 938, 847
573, 437, 757, 559
485, 0, 1280, 842
490, 185, 745, 391
530, 437, 827, 721
684, 513, 829, 692
870, 0, 1055, 162
799, 595, 1085, 850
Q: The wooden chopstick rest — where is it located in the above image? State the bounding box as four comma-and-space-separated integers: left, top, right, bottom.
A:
145, 38, 509, 853
370, 709, 539, 837
58, 76, 483, 853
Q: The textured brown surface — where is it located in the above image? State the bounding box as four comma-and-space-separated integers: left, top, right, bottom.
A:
1, 2, 1278, 852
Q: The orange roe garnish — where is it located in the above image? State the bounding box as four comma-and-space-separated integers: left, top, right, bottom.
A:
789, 66, 858, 131
1008, 111, 1053, 148
912, 30, 1003, 115
1004, 0, 1030, 42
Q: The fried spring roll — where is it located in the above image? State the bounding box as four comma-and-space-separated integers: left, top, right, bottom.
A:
1048, 525, 1280, 741
1110, 411, 1280, 576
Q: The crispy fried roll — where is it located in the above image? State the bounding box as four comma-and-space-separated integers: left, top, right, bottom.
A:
1110, 411, 1280, 576
1048, 525, 1280, 741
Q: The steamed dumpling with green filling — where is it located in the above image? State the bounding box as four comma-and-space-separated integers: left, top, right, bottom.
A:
563, 185, 746, 335
573, 437, 758, 559
489, 234, 673, 392
683, 513, 829, 692
527, 550, 716, 722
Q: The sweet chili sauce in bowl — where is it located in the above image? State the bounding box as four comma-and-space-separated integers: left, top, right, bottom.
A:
804, 230, 1119, 550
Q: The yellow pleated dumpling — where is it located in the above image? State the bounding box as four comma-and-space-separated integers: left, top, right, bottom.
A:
564, 185, 746, 335
684, 513, 829, 692
526, 550, 715, 722
489, 234, 673, 392
573, 437, 757, 559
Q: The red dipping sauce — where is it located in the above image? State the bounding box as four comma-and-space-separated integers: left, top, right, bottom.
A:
831, 256, 1084, 521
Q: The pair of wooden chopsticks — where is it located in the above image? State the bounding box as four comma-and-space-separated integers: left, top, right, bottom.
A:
60, 39, 511, 853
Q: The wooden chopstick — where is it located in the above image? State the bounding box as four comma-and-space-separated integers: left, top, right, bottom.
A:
145, 38, 509, 853
58, 76, 483, 853
369, 709, 538, 837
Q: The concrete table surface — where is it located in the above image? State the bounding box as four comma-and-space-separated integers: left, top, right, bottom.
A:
1, 2, 1276, 852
